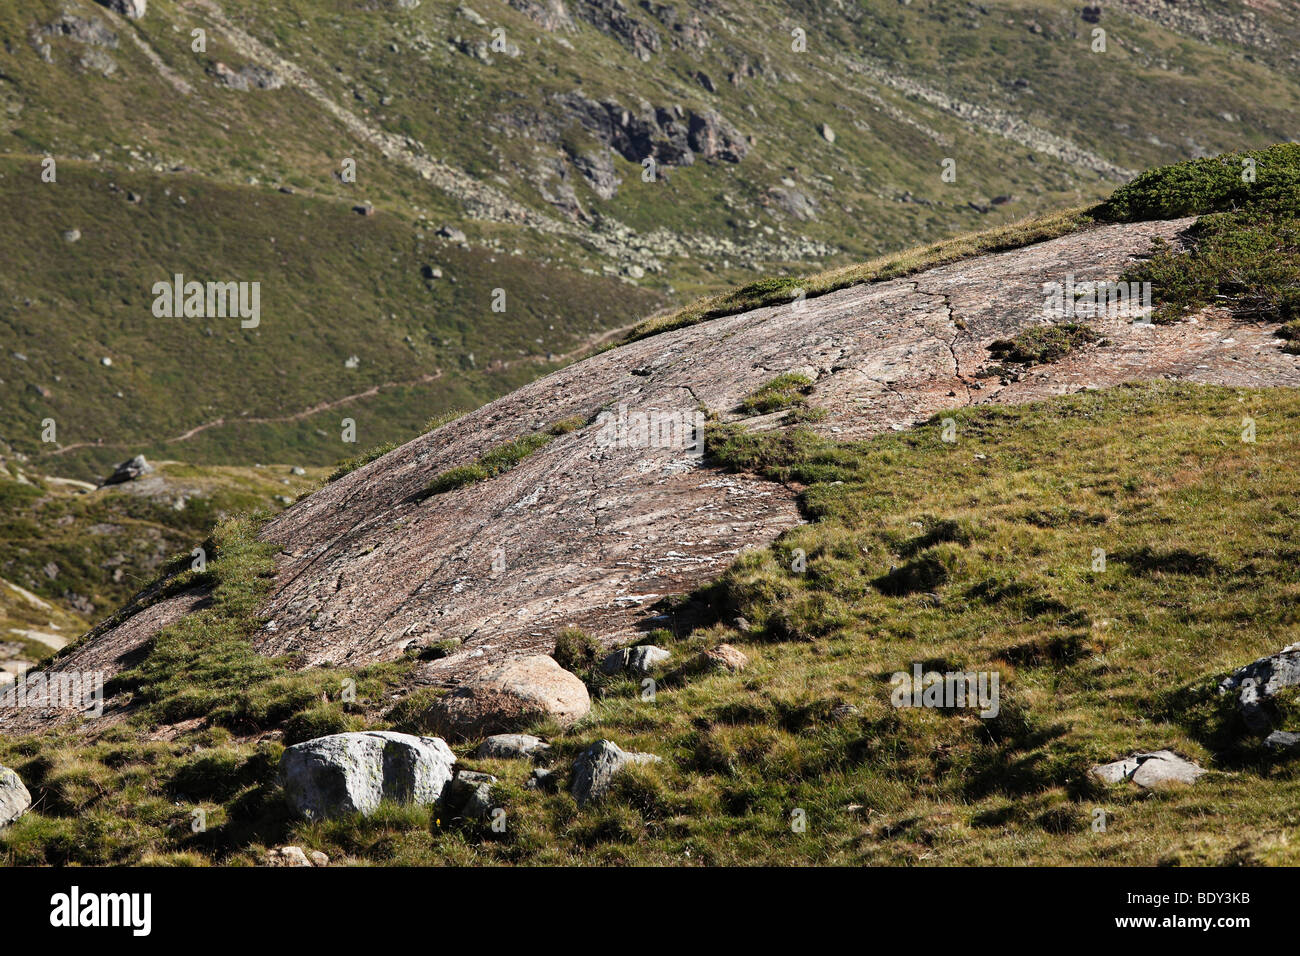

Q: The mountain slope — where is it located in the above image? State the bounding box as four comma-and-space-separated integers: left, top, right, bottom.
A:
17, 147, 1300, 730
0, 155, 662, 479
8, 0, 1298, 276
5, 0, 1298, 481
4, 148, 1300, 865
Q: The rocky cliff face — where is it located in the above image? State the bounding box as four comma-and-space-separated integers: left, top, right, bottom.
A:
16, 215, 1299, 732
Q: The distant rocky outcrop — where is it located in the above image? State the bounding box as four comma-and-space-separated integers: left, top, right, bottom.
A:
572, 0, 660, 59
504, 91, 749, 196
97, 0, 146, 19
100, 455, 153, 487
40, 15, 118, 48
213, 62, 284, 91
508, 0, 576, 32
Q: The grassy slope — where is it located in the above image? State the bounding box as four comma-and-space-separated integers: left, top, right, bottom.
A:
3, 0, 1297, 481
0, 461, 328, 639
0, 156, 660, 479
5, 0, 1299, 286
3, 150, 1299, 866
626, 204, 1095, 341
633, 142, 1300, 341
4, 382, 1297, 865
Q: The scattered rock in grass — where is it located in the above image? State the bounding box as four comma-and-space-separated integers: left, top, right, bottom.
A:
699, 643, 748, 673
0, 766, 31, 827
213, 62, 283, 91
436, 225, 467, 243
1090, 750, 1206, 788
100, 454, 152, 487
829, 702, 860, 722
527, 767, 559, 791
263, 846, 329, 866
264, 846, 311, 867
599, 644, 671, 676
62, 229, 81, 243
473, 733, 551, 760
424, 655, 590, 741
98, 0, 147, 19
571, 739, 661, 807
279, 731, 456, 820
443, 770, 496, 820
1264, 730, 1300, 756
1219, 642, 1300, 734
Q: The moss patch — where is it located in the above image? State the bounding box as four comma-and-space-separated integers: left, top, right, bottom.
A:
737, 373, 815, 416
987, 323, 1100, 366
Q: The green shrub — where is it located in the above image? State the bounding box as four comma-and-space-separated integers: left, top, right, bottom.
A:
1099, 146, 1300, 327
422, 431, 554, 497
384, 689, 446, 734
1096, 143, 1300, 222
553, 627, 602, 679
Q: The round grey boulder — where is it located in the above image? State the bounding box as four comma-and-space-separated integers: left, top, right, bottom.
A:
0, 765, 32, 827
280, 731, 456, 820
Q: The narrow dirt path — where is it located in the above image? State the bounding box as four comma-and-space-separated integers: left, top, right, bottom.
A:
37, 370, 444, 459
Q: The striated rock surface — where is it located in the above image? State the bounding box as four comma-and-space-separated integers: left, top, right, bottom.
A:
14, 217, 1300, 730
